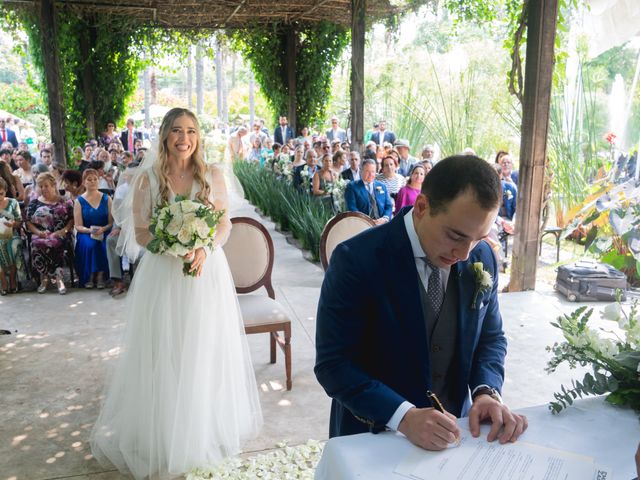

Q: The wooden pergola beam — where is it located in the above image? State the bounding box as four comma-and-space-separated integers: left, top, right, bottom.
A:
350, 0, 365, 153
509, 0, 559, 291
39, 0, 67, 165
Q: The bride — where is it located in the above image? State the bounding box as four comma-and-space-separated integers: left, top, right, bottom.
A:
90, 108, 263, 479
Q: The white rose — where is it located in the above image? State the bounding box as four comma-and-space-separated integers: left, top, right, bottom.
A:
181, 201, 199, 214
168, 203, 182, 217
166, 216, 182, 236
177, 226, 192, 244
195, 219, 211, 238
479, 270, 492, 289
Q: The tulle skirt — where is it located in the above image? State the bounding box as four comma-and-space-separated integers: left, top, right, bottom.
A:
90, 248, 263, 479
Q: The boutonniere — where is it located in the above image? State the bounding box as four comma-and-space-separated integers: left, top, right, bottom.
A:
376, 186, 384, 194
469, 262, 492, 309
505, 189, 513, 200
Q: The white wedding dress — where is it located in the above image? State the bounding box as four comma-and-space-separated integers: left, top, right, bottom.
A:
90, 165, 262, 479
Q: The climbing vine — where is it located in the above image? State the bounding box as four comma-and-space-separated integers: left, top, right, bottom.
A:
231, 21, 349, 132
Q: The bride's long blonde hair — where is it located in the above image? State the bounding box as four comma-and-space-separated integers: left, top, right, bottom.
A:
155, 108, 211, 206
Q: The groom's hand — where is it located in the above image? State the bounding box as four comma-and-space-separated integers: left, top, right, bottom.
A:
468, 395, 528, 444
397, 407, 460, 451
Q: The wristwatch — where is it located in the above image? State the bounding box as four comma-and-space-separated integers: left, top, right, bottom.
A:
472, 386, 503, 404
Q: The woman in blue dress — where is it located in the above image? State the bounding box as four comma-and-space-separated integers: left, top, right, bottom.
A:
74, 168, 112, 288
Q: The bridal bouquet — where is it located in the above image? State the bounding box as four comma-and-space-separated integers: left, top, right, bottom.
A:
147, 196, 225, 277
546, 298, 640, 414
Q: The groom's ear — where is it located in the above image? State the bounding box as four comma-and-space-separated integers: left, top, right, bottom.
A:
414, 193, 429, 218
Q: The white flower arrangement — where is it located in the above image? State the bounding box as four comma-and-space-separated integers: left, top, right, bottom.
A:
185, 439, 324, 480
547, 298, 640, 414
469, 261, 492, 309
147, 196, 225, 277
326, 176, 348, 212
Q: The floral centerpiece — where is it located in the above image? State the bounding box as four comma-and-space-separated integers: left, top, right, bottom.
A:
546, 298, 640, 414
147, 196, 225, 277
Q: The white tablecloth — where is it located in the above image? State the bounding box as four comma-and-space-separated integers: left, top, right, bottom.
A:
315, 397, 640, 479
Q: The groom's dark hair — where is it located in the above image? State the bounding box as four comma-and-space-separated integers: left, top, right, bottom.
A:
422, 155, 502, 215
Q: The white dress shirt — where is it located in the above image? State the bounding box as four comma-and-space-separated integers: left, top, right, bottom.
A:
386, 208, 450, 431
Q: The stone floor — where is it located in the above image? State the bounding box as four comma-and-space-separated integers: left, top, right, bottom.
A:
0, 178, 628, 480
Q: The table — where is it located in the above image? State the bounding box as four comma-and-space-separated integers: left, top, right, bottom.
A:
315, 397, 640, 479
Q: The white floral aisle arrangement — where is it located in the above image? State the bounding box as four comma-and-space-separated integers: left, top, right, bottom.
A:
186, 440, 324, 480
326, 177, 348, 212
546, 298, 640, 414
147, 196, 225, 277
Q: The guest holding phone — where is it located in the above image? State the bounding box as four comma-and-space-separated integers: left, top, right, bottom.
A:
74, 169, 112, 289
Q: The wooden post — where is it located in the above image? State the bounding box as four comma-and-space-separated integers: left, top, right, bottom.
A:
286, 26, 297, 135
350, 0, 365, 153
509, 0, 559, 291
39, 0, 67, 164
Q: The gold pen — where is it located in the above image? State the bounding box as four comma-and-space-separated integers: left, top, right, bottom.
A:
427, 390, 460, 446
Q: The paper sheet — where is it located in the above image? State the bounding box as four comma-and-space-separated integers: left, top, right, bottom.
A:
394, 428, 612, 480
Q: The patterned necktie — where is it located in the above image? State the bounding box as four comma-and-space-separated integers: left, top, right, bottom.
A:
367, 183, 379, 219
423, 256, 443, 317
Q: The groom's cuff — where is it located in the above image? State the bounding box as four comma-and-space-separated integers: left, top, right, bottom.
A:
386, 401, 415, 431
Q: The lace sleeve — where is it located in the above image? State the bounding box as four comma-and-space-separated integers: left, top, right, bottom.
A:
133, 172, 153, 248
208, 164, 232, 249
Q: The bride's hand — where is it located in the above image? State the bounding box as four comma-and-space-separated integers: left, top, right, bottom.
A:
187, 248, 207, 277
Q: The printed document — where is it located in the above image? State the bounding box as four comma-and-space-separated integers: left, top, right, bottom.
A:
394, 428, 611, 480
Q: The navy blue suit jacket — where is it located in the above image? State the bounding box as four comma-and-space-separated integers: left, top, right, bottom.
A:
273, 125, 294, 146
3, 128, 18, 148
370, 131, 396, 146
314, 207, 507, 437
344, 179, 393, 220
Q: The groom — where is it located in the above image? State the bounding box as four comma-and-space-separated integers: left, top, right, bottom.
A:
315, 155, 527, 451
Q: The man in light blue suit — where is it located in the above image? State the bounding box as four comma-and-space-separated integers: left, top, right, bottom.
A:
315, 155, 527, 451
344, 159, 393, 224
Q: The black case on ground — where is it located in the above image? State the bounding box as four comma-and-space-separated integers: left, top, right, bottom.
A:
555, 260, 627, 302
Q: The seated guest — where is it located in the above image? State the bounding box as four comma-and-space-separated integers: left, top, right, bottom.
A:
291, 146, 305, 168
313, 153, 339, 197
500, 180, 517, 221
107, 166, 137, 297
74, 169, 112, 289
26, 172, 73, 294
332, 150, 347, 176
395, 164, 426, 214
342, 151, 361, 182
0, 161, 24, 202
23, 163, 50, 212
50, 162, 66, 191
38, 148, 53, 167
395, 139, 418, 177
344, 159, 393, 225
13, 150, 34, 187
247, 137, 265, 165
69, 146, 84, 169
0, 148, 13, 167
61, 169, 84, 201
293, 149, 318, 192
421, 144, 435, 162
499, 154, 519, 186
421, 159, 434, 174
0, 177, 23, 295
376, 155, 406, 198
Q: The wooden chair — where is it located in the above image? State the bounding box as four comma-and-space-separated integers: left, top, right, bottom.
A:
320, 211, 376, 272
223, 217, 292, 390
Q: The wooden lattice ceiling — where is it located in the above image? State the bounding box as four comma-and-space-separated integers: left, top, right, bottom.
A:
5, 0, 397, 28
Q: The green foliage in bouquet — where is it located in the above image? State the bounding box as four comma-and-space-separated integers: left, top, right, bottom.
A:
546, 300, 640, 414
234, 161, 333, 262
